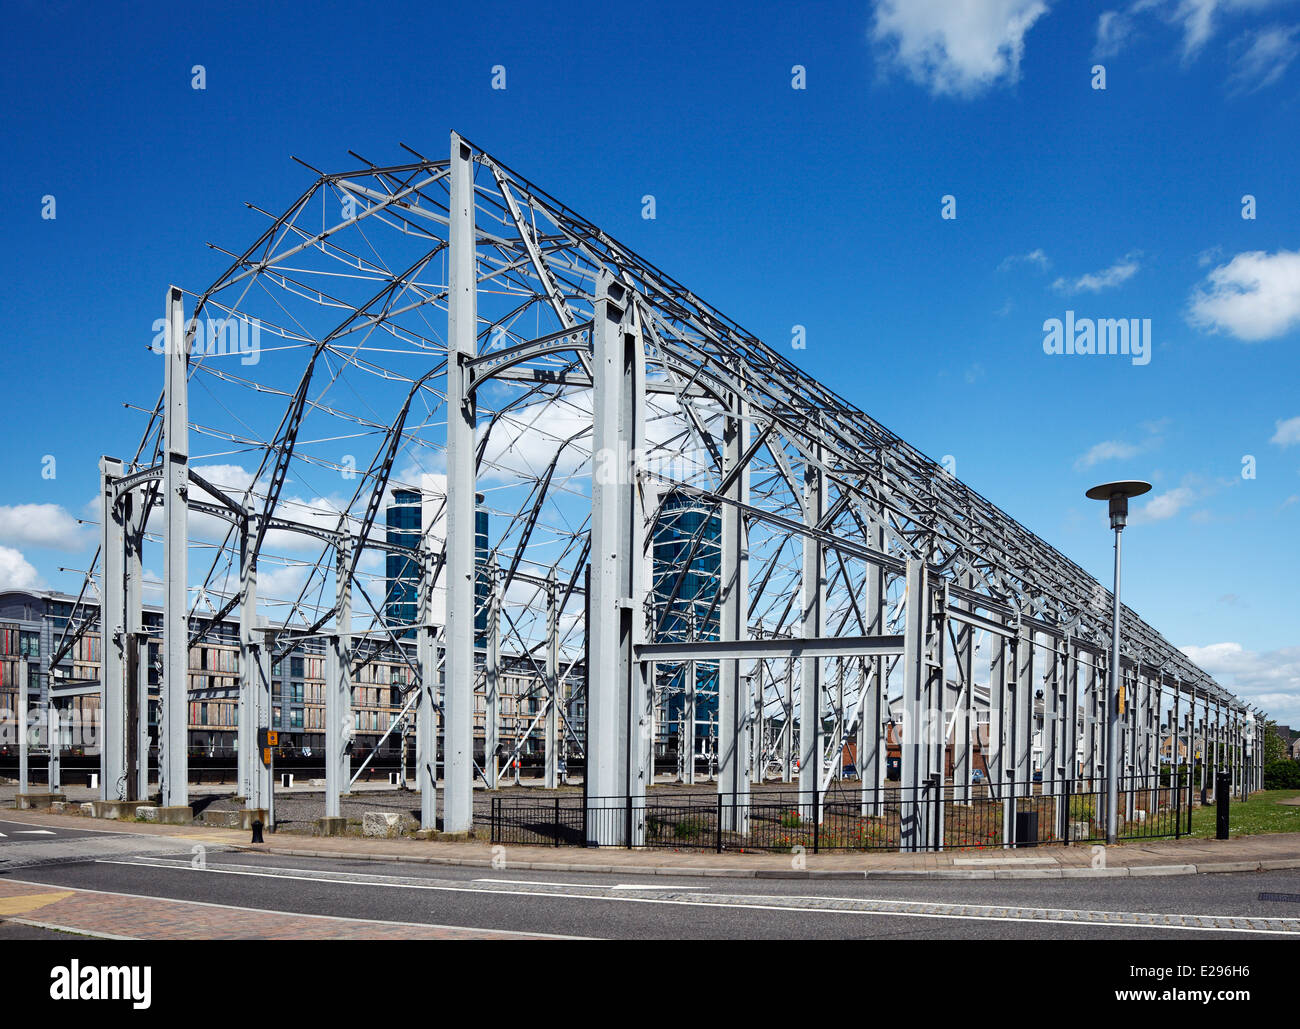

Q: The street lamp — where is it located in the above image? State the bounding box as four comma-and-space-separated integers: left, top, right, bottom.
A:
1243, 707, 1255, 799
1086, 479, 1151, 844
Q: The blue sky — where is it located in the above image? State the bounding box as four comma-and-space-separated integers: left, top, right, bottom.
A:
0, 0, 1297, 719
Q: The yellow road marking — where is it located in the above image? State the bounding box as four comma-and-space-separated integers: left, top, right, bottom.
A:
0, 891, 74, 916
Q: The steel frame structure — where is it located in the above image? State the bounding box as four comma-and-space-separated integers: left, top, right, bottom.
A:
60, 132, 1264, 845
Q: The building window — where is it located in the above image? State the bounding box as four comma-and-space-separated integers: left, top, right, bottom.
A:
20, 631, 40, 658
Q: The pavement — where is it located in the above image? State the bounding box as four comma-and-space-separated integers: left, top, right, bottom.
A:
2, 817, 1298, 940
3, 806, 1298, 880
4, 812, 1300, 939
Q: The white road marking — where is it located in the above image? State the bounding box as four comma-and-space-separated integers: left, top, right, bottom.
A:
14, 830, 57, 836
0, 819, 131, 836
609, 884, 704, 891
474, 877, 706, 891
92, 858, 1300, 936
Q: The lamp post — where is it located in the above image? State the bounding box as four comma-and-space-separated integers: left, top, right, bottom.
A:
1243, 706, 1255, 799
1086, 479, 1151, 845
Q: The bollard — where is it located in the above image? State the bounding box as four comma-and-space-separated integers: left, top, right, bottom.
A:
251, 819, 264, 844
1215, 771, 1230, 841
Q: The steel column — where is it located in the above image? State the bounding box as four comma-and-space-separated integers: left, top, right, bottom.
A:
17, 658, 28, 794
124, 493, 147, 800
718, 393, 750, 829
485, 557, 500, 788
798, 444, 825, 807
587, 273, 648, 844
1011, 623, 1033, 842
238, 517, 258, 809
900, 557, 928, 851
97, 457, 127, 801
416, 534, 438, 830
442, 130, 479, 833
161, 285, 190, 810
327, 525, 352, 816
544, 569, 559, 789
952, 584, 974, 804
47, 699, 60, 792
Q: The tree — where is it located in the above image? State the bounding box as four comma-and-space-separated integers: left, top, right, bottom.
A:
1263, 759, 1300, 790
1263, 718, 1290, 764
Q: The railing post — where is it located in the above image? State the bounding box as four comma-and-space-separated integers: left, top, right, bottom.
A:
1174, 764, 1182, 840
490, 795, 498, 844
555, 795, 561, 847
716, 793, 723, 854
813, 789, 820, 854
1215, 770, 1230, 840
932, 776, 942, 851
1062, 777, 1071, 845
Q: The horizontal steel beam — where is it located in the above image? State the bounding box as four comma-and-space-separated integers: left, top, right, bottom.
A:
49, 680, 102, 698
635, 634, 905, 663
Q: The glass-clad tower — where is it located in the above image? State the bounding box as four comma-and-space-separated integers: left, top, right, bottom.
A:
384, 489, 421, 636
650, 490, 721, 741
384, 487, 490, 643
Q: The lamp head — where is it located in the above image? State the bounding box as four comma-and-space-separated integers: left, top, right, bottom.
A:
1086, 480, 1152, 531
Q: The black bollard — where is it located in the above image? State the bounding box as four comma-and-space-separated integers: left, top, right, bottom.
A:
1215, 772, 1230, 840
251, 819, 264, 844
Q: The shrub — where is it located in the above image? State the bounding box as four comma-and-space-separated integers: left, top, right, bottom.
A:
674, 818, 705, 840
1263, 759, 1300, 790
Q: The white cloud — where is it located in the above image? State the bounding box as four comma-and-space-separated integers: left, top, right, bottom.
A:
0, 546, 43, 591
1074, 439, 1141, 470
1052, 253, 1141, 294
1271, 415, 1300, 446
1075, 421, 1167, 471
998, 248, 1050, 272
1094, 10, 1138, 58
1188, 249, 1300, 341
0, 503, 90, 551
1130, 485, 1196, 522
1229, 23, 1300, 90
871, 0, 1051, 97
1100, 1, 1297, 73
478, 394, 594, 485
1153, 0, 1293, 59
1180, 641, 1300, 723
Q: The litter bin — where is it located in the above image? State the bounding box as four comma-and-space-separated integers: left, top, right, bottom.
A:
1014, 811, 1039, 847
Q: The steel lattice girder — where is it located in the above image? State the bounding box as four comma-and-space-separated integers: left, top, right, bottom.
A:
79, 131, 1252, 805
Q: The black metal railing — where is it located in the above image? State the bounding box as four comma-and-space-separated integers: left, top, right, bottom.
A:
489, 771, 1203, 853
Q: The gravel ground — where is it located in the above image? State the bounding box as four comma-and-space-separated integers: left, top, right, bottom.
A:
190, 778, 833, 836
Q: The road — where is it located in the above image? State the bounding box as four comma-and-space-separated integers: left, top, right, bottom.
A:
2, 818, 1299, 940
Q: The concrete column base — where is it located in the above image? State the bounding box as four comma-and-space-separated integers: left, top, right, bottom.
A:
155, 806, 194, 825
238, 808, 269, 830
15, 792, 67, 810
316, 816, 348, 836
91, 799, 145, 820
